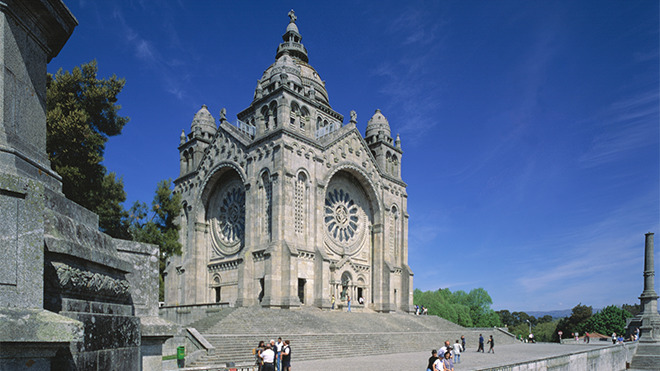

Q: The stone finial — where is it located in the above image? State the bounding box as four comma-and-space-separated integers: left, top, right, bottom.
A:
220, 108, 227, 122
180, 130, 186, 144
395, 134, 401, 149
349, 110, 357, 124
288, 9, 297, 23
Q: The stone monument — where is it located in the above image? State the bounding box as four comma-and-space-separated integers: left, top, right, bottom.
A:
164, 10, 413, 313
0, 1, 173, 370
628, 232, 660, 369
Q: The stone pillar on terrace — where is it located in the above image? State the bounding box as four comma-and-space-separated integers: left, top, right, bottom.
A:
628, 232, 660, 369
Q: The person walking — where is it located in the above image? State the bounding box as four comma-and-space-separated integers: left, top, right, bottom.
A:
461, 335, 466, 351
331, 295, 335, 310
487, 335, 495, 354
477, 334, 484, 352
612, 333, 617, 345
452, 339, 462, 363
347, 295, 351, 312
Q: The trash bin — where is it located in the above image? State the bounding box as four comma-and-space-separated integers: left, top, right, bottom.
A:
176, 346, 185, 368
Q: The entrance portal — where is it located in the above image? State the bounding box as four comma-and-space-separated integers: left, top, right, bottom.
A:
298, 278, 306, 304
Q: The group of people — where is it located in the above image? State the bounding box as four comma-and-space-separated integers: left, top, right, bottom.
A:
414, 305, 428, 315
426, 334, 497, 370
574, 332, 590, 343
330, 294, 364, 312
612, 329, 639, 344
254, 338, 291, 371
426, 339, 463, 371
477, 334, 495, 353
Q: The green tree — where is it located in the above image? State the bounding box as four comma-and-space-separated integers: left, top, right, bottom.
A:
582, 305, 632, 336
533, 321, 559, 342
538, 315, 554, 324
413, 287, 500, 327
47, 60, 130, 237
465, 288, 501, 327
129, 179, 182, 300
555, 303, 593, 341
622, 303, 641, 317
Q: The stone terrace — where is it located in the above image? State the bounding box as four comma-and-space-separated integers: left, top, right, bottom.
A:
187, 307, 514, 367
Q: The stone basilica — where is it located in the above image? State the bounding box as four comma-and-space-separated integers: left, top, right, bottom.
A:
164, 11, 412, 313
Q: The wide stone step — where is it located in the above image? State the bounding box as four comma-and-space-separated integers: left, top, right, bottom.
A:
185, 307, 509, 367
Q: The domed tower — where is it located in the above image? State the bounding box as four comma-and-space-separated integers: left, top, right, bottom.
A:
178, 105, 217, 177
238, 9, 343, 139
365, 109, 403, 179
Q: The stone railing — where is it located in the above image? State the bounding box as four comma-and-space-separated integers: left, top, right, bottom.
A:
234, 119, 256, 139
476, 343, 636, 371
315, 121, 341, 139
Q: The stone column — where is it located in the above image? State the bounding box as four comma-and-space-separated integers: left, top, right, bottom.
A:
629, 232, 660, 370
640, 233, 658, 317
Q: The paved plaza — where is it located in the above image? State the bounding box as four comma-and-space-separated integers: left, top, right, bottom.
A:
294, 341, 626, 371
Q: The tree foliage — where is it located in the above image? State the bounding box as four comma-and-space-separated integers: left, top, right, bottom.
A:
46, 60, 130, 238
554, 303, 593, 341
414, 288, 501, 327
582, 305, 632, 336
129, 180, 182, 300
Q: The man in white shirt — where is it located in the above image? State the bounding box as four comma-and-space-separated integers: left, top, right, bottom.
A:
452, 339, 462, 363
438, 341, 452, 360
275, 337, 283, 371
260, 344, 275, 371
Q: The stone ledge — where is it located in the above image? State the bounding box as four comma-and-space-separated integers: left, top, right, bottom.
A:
0, 308, 83, 343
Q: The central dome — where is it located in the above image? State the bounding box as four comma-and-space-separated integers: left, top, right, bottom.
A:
253, 10, 331, 106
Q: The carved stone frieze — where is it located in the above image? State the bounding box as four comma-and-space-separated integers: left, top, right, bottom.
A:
50, 262, 131, 300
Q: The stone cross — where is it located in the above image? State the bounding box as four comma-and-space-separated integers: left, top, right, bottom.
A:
288, 9, 297, 23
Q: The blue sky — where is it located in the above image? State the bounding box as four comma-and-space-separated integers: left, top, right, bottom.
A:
49, 1, 659, 312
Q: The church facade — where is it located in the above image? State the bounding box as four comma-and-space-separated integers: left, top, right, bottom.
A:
164, 11, 413, 312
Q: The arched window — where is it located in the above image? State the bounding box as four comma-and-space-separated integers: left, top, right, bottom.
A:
316, 117, 322, 130
261, 106, 270, 130
294, 172, 307, 234
392, 155, 399, 177
390, 205, 400, 265
386, 152, 392, 174
290, 102, 300, 127
212, 276, 221, 303
262, 172, 272, 240
300, 107, 309, 131
269, 101, 278, 128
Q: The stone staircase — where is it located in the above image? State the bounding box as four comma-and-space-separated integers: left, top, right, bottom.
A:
188, 307, 513, 367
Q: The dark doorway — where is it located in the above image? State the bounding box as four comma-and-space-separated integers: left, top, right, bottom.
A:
357, 287, 363, 302
298, 278, 306, 304
215, 287, 221, 303
259, 278, 265, 303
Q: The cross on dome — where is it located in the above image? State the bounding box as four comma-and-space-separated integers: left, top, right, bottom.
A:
288, 9, 297, 23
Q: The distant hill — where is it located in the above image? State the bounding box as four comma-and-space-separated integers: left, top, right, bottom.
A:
525, 309, 572, 319
525, 308, 660, 319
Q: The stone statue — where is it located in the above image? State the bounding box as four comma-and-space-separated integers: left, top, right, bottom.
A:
288, 9, 297, 23
220, 108, 227, 122
350, 110, 357, 123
